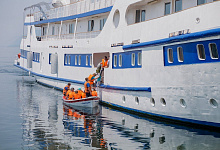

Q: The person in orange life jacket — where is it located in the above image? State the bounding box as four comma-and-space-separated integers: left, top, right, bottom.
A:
84, 78, 91, 97
100, 56, 109, 76
66, 88, 71, 99
68, 88, 75, 100
88, 73, 97, 87
63, 83, 71, 96
91, 88, 97, 96
73, 90, 81, 100
78, 88, 83, 97
81, 91, 86, 98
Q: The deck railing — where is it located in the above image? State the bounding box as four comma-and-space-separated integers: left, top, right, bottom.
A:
40, 31, 101, 41
34, 0, 115, 22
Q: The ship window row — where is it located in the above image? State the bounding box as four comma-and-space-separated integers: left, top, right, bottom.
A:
88, 18, 107, 32
33, 52, 40, 62
164, 39, 220, 66
64, 54, 92, 68
113, 50, 142, 69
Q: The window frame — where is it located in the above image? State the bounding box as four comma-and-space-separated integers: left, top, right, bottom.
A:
138, 52, 142, 65
90, 55, 92, 66
86, 55, 88, 66
119, 54, 122, 67
164, 2, 171, 15
131, 53, 135, 66
177, 47, 184, 62
68, 55, 71, 65
75, 55, 77, 65
209, 43, 219, 59
175, 0, 182, 12
197, 44, 206, 60
78, 55, 81, 65
197, 0, 206, 5
114, 55, 117, 67
167, 48, 174, 63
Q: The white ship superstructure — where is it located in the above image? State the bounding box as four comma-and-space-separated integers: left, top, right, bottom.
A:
15, 0, 220, 128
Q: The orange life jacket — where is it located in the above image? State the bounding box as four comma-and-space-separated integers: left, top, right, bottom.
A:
68, 91, 75, 100
78, 90, 83, 97
84, 81, 89, 93
102, 59, 108, 67
66, 90, 71, 97
74, 93, 81, 100
63, 85, 70, 95
91, 91, 97, 96
81, 92, 86, 98
88, 74, 95, 84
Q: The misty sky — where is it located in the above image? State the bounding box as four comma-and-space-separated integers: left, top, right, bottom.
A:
0, 0, 51, 47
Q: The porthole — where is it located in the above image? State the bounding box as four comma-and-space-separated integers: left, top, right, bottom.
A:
177, 47, 184, 62
180, 99, 186, 108
68, 55, 71, 65
209, 99, 218, 108
168, 48, 173, 63
160, 98, 166, 106
197, 44, 206, 60
122, 96, 125, 103
113, 9, 120, 28
135, 97, 139, 105
209, 43, 219, 59
150, 98, 155, 107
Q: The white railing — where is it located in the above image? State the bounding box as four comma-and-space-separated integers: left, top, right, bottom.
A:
34, 0, 115, 22
40, 31, 101, 41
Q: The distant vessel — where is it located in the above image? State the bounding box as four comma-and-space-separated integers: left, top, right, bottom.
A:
14, 0, 220, 128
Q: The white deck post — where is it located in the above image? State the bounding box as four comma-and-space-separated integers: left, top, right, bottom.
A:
74, 18, 78, 39
59, 21, 63, 39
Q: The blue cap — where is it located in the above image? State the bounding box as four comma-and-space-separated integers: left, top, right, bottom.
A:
78, 88, 81, 90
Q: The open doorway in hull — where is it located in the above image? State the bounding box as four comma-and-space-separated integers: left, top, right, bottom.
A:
93, 52, 110, 85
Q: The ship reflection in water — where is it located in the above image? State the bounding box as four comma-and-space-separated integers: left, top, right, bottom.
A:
17, 79, 220, 150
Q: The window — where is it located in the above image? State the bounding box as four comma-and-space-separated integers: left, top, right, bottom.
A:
42, 27, 47, 36
100, 18, 107, 30
165, 2, 171, 15
69, 23, 74, 34
119, 54, 122, 67
90, 55, 92, 66
197, 0, 206, 5
75, 55, 77, 65
209, 43, 219, 59
141, 10, 145, 22
30, 26, 32, 35
132, 53, 135, 66
177, 47, 184, 62
168, 48, 174, 63
86, 55, 88, 66
114, 55, 117, 67
138, 52, 142, 65
175, 0, 182, 12
78, 55, 81, 65
135, 10, 141, 23
88, 20, 94, 32
52, 26, 55, 35
49, 54, 52, 64
68, 55, 71, 65
197, 44, 206, 60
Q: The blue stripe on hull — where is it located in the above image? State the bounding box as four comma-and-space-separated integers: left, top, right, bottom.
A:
101, 101, 220, 128
123, 28, 220, 50
14, 64, 151, 91
25, 6, 113, 26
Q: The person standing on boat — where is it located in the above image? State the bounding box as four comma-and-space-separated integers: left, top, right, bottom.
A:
63, 83, 71, 96
88, 73, 97, 87
68, 88, 75, 100
96, 56, 109, 74
84, 78, 91, 97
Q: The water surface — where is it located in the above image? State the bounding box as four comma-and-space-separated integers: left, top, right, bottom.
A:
0, 47, 220, 150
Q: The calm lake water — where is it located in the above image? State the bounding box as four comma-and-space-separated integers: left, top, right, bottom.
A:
0, 47, 220, 150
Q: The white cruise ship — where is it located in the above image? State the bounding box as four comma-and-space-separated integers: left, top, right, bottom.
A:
14, 0, 220, 128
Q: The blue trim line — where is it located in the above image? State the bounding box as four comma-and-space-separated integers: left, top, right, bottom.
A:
123, 28, 220, 50
14, 64, 151, 92
101, 101, 220, 128
24, 6, 113, 26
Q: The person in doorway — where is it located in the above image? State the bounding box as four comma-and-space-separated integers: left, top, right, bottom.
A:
63, 83, 71, 96
100, 56, 109, 76
84, 78, 91, 97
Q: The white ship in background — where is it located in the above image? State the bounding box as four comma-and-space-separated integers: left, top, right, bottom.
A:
14, 0, 220, 128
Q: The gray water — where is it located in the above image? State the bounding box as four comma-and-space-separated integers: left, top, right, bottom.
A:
0, 47, 220, 150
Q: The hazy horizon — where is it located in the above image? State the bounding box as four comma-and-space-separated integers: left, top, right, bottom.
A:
0, 0, 51, 47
